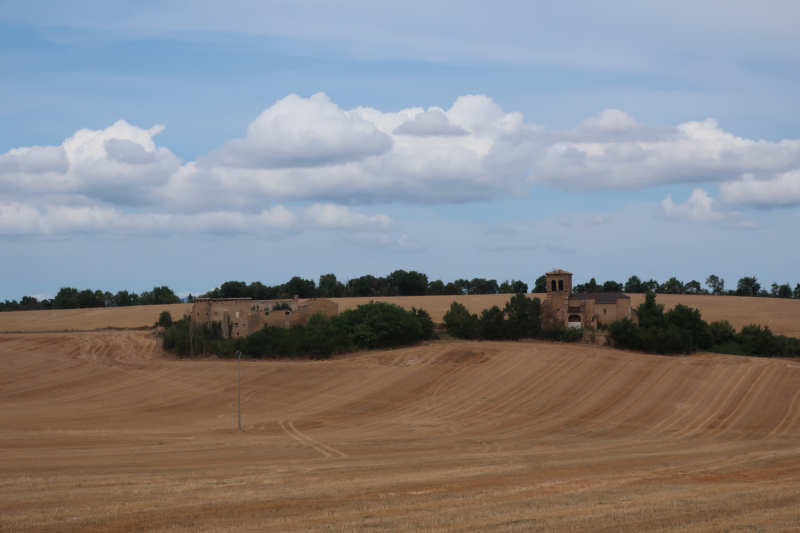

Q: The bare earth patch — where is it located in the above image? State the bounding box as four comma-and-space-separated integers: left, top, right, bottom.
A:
2, 329, 800, 531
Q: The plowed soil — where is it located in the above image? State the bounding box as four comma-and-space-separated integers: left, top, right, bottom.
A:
2, 294, 799, 336
2, 331, 800, 532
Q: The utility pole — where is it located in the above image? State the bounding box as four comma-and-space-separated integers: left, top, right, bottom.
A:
236, 350, 242, 432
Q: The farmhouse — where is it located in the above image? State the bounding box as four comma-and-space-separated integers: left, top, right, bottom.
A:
545, 269, 637, 330
190, 295, 338, 338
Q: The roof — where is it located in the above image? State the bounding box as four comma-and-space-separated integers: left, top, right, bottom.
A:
546, 269, 573, 275
569, 292, 630, 304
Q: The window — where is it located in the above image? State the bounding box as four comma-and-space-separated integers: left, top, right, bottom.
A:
285, 311, 290, 315
604, 309, 607, 315
558, 280, 563, 291
551, 280, 557, 291
234, 323, 239, 327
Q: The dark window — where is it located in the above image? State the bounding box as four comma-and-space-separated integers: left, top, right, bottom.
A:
234, 323, 238, 327
285, 311, 290, 315
558, 280, 563, 291
551, 280, 556, 291
604, 309, 606, 315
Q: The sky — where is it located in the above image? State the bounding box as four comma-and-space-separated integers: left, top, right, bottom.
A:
1, 0, 799, 299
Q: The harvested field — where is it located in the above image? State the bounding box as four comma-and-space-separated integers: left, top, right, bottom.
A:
2, 331, 800, 531
2, 294, 799, 336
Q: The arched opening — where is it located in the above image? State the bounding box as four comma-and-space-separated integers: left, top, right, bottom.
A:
551, 280, 557, 292
558, 280, 564, 291
568, 315, 582, 329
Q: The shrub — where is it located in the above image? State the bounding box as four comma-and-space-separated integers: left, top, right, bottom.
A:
709, 320, 737, 344
156, 310, 173, 328
336, 301, 425, 349
503, 293, 542, 340
443, 302, 479, 339
478, 306, 506, 340
608, 318, 640, 350
738, 325, 780, 357
411, 307, 438, 340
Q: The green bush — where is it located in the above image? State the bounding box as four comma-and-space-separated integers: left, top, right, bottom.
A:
503, 293, 542, 340
337, 301, 425, 349
443, 302, 479, 339
709, 320, 736, 344
478, 306, 506, 340
156, 310, 173, 328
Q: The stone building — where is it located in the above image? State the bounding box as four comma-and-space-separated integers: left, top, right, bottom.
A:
544, 269, 637, 330
190, 295, 339, 339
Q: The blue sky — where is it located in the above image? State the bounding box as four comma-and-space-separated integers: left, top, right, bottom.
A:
1, 0, 799, 299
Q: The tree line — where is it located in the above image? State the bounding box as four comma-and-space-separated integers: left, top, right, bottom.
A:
199, 272, 530, 300
577, 274, 800, 298
4, 270, 799, 314
607, 292, 800, 357
0, 286, 184, 312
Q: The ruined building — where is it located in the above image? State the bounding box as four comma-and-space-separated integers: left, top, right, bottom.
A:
190, 295, 339, 338
544, 269, 637, 329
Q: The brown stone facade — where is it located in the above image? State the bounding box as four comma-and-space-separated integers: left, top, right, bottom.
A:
544, 269, 638, 330
190, 296, 339, 339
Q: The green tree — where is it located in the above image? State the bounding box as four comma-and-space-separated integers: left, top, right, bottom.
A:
636, 292, 665, 329
684, 280, 704, 294
139, 286, 182, 305
336, 301, 424, 349
624, 276, 644, 293
443, 301, 479, 339
219, 281, 248, 298
602, 280, 623, 292
661, 277, 685, 294
736, 276, 760, 296
478, 306, 506, 340
503, 293, 542, 340
533, 275, 547, 293
387, 270, 428, 296
427, 279, 446, 295
156, 311, 173, 328
284, 276, 316, 298
705, 274, 725, 295
318, 274, 345, 298
709, 320, 736, 344
795, 284, 800, 299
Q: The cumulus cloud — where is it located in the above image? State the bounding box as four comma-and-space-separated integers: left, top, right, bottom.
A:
0, 120, 181, 206
209, 93, 393, 169
4, 92, 800, 239
393, 109, 468, 136
720, 170, 800, 208
532, 114, 800, 191
662, 188, 760, 228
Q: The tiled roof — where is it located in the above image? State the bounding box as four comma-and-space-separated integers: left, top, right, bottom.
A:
546, 269, 573, 275
568, 292, 630, 304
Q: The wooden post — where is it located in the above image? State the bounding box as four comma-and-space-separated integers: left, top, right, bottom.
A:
236, 350, 242, 432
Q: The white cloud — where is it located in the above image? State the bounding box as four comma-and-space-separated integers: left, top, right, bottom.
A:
662, 188, 760, 228
0, 202, 397, 237
209, 93, 393, 169
0, 120, 181, 206
393, 109, 468, 136
662, 188, 725, 222
304, 203, 392, 230
532, 115, 800, 191
4, 93, 800, 221
720, 170, 800, 208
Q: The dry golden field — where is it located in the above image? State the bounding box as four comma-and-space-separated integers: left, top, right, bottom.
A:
2, 294, 799, 336
2, 327, 800, 532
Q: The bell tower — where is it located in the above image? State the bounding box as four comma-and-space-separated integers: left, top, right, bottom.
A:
546, 269, 573, 295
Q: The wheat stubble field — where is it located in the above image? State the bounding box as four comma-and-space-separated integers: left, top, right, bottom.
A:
2, 297, 800, 532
